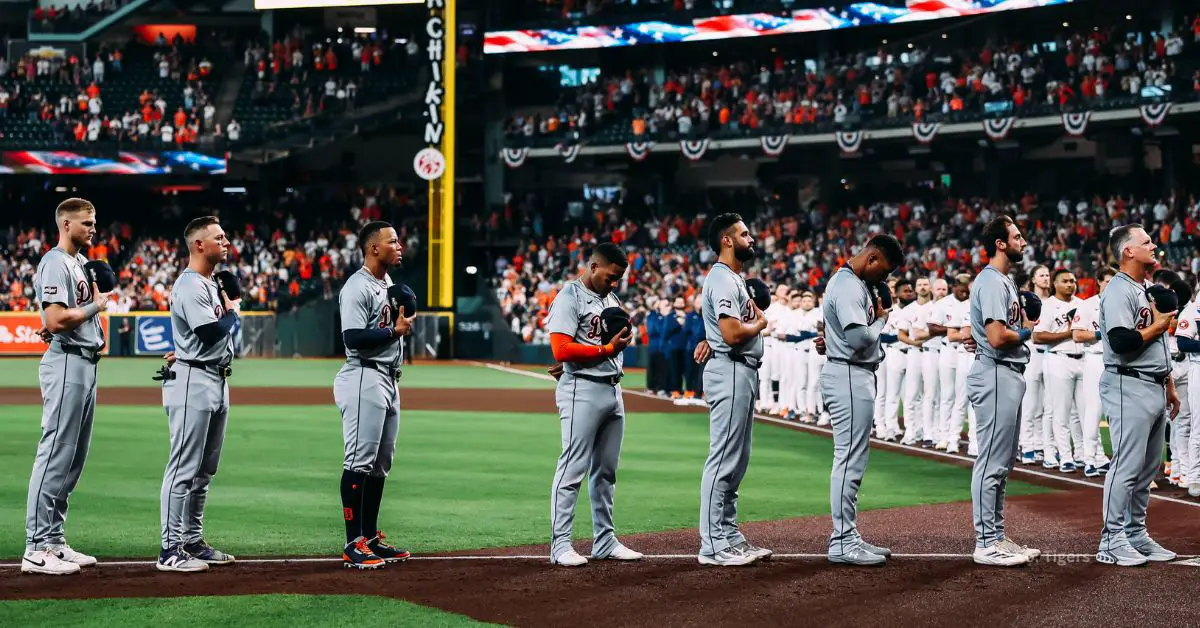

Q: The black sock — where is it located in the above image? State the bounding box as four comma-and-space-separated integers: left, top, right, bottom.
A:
362, 475, 386, 542
340, 469, 367, 545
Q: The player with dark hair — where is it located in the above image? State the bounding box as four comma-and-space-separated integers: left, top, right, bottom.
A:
1072, 268, 1116, 477
545, 242, 642, 567
1034, 268, 1085, 472
334, 220, 416, 569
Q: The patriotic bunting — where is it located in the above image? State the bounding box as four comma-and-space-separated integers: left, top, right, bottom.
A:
501, 147, 529, 168
1139, 103, 1170, 127
1061, 112, 1091, 137
835, 131, 863, 154
679, 138, 710, 161
760, 135, 788, 157
983, 117, 1015, 141
625, 140, 653, 161
556, 143, 581, 163
912, 122, 941, 144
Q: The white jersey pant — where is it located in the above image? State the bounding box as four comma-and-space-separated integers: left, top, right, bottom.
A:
1079, 353, 1110, 467
937, 346, 957, 444
882, 347, 906, 437
1044, 354, 1086, 464
1186, 361, 1200, 486
759, 338, 779, 408
901, 348, 925, 442
1170, 361, 1191, 483
807, 347, 825, 415
1019, 350, 1046, 453
954, 351, 977, 454
774, 343, 796, 412
785, 346, 811, 414
921, 348, 940, 443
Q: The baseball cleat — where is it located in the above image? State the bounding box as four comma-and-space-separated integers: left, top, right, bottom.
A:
21, 549, 81, 575
594, 544, 643, 561
157, 547, 210, 573
858, 540, 891, 557
1059, 461, 1077, 473
998, 538, 1040, 560
343, 536, 386, 570
828, 546, 886, 566
183, 540, 235, 565
934, 441, 947, 451
1189, 483, 1200, 498
1149, 480, 1159, 490
1169, 474, 1182, 487
367, 531, 411, 563
973, 545, 1029, 567
1129, 537, 1176, 562
921, 440, 934, 449
1041, 456, 1059, 469
1084, 465, 1101, 478
1096, 545, 1149, 567
732, 541, 773, 561
698, 546, 758, 566
47, 544, 97, 567
1021, 451, 1038, 465
551, 549, 589, 567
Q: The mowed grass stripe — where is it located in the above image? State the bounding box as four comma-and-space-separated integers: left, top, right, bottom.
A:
0, 404, 1049, 558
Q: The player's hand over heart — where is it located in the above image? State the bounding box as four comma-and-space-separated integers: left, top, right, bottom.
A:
393, 312, 416, 337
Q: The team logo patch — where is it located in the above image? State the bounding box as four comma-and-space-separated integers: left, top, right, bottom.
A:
1181, 319, 1190, 330
44, 286, 58, 295
1135, 307, 1152, 330
1007, 301, 1022, 327
718, 299, 733, 309
585, 314, 601, 340
75, 280, 90, 304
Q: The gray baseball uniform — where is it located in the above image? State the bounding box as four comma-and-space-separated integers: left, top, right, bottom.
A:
334, 268, 403, 479
819, 267, 885, 556
698, 263, 763, 557
25, 247, 105, 552
160, 268, 236, 550
1098, 272, 1170, 552
546, 280, 625, 560
966, 265, 1028, 549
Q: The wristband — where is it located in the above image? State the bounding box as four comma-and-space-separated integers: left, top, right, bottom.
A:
82, 303, 101, 319
602, 343, 614, 356
1094, 331, 1101, 340
1017, 328, 1032, 342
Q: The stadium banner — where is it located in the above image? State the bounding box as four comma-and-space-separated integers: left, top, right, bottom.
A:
0, 151, 226, 175
135, 314, 175, 355
133, 311, 273, 357
7, 40, 87, 65
255, 0, 419, 8
485, 1, 1079, 54
0, 312, 109, 356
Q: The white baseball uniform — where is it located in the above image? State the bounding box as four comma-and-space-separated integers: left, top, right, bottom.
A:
1167, 313, 1191, 484
759, 301, 787, 411
929, 295, 957, 445
1037, 295, 1086, 465
1070, 295, 1110, 468
948, 296, 977, 455
881, 303, 909, 439
1175, 299, 1200, 487
1020, 336, 1048, 456
900, 301, 928, 443
804, 306, 825, 420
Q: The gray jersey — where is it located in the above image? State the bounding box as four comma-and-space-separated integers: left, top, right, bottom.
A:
339, 268, 402, 366
545, 279, 623, 377
970, 266, 1029, 363
1100, 271, 1170, 375
702, 263, 763, 360
822, 266, 882, 362
35, 247, 104, 350
170, 269, 234, 363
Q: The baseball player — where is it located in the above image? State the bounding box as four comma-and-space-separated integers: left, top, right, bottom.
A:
158, 216, 240, 573
758, 286, 790, 413
899, 279, 931, 445
939, 275, 972, 454
1155, 269, 1191, 487
1035, 269, 1086, 472
966, 215, 1040, 567
22, 198, 111, 576
874, 284, 904, 441
881, 280, 916, 442
545, 242, 642, 567
1070, 268, 1115, 477
1019, 266, 1053, 463
805, 292, 829, 425
333, 221, 415, 570
1175, 287, 1200, 497
772, 291, 802, 418
695, 212, 771, 566
820, 234, 904, 566
1096, 224, 1181, 566
788, 292, 821, 423
924, 279, 954, 450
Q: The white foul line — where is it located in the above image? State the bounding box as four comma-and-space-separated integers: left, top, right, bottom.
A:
477, 362, 1200, 509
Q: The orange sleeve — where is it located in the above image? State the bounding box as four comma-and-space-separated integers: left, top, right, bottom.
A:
551, 333, 613, 363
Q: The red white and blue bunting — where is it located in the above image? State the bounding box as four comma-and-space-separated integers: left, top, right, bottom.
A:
912, 122, 941, 144
625, 140, 653, 161
555, 143, 580, 163
501, 147, 529, 168
1061, 112, 1091, 137
983, 117, 1015, 141
835, 131, 863, 154
760, 135, 788, 157
679, 138, 710, 161
1139, 103, 1170, 127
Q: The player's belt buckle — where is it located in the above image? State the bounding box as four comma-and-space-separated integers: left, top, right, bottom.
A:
219, 365, 233, 379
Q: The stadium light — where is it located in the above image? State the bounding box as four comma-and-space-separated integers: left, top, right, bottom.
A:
466, 266, 478, 275
355, 27, 376, 34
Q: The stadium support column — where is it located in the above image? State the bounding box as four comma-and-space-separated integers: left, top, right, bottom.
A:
420, 0, 456, 310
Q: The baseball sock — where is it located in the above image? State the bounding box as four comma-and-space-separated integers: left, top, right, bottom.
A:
341, 469, 367, 545
362, 475, 386, 541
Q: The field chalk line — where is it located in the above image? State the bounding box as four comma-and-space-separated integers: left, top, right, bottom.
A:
477, 361, 1200, 509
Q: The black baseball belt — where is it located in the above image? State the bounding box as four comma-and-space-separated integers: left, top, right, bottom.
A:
717, 353, 761, 370
572, 372, 623, 386
1105, 366, 1168, 385
827, 357, 880, 372
54, 342, 103, 364
976, 354, 1027, 375
348, 358, 401, 380
179, 358, 233, 379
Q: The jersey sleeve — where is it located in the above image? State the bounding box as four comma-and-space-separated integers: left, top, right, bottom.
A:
37, 256, 72, 307
545, 284, 579, 336
977, 276, 1010, 326
339, 279, 372, 331
927, 301, 946, 326
179, 276, 219, 329
832, 282, 869, 330
1100, 287, 1138, 333
1033, 302, 1054, 332
1174, 303, 1198, 340
708, 272, 741, 320
1070, 302, 1092, 331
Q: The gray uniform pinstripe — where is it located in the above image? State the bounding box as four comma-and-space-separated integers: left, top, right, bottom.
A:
25, 248, 105, 552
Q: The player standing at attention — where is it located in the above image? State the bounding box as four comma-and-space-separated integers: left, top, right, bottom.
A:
820, 235, 904, 566
966, 215, 1041, 567
882, 280, 916, 442
1035, 269, 1086, 472
22, 198, 111, 576
158, 216, 240, 573
334, 221, 415, 570
1174, 282, 1200, 497
899, 279, 930, 445
694, 213, 771, 566
758, 285, 788, 413
1070, 269, 1115, 477
546, 242, 642, 567
1154, 269, 1191, 488
919, 279, 947, 448
942, 275, 973, 455
1020, 266, 1053, 464
1096, 224, 1181, 566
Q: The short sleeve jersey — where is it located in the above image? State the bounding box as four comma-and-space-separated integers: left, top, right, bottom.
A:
701, 263, 764, 360
971, 265, 1029, 363
1101, 272, 1169, 374
171, 269, 235, 363
339, 268, 402, 366
545, 279, 623, 377
822, 266, 882, 362
36, 247, 104, 350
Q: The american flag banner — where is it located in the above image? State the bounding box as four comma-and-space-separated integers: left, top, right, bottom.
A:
1, 151, 227, 175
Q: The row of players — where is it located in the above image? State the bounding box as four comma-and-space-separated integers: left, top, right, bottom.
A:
757, 267, 1200, 495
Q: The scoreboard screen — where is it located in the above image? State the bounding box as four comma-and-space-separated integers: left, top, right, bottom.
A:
254, 0, 421, 9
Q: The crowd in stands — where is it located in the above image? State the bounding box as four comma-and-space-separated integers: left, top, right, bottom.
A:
31, 0, 135, 33
492, 188, 1200, 346
0, 186, 425, 313
506, 17, 1200, 144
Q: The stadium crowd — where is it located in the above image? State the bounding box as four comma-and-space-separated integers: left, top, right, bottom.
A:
506, 17, 1199, 144
0, 186, 424, 313
31, 0, 135, 33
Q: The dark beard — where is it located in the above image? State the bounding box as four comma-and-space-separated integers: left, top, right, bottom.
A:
734, 245, 756, 262
1004, 247, 1024, 263
899, 297, 916, 307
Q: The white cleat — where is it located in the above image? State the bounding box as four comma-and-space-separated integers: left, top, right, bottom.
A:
551, 549, 589, 567
997, 538, 1041, 560
48, 544, 97, 567
21, 549, 81, 575
595, 545, 643, 561
698, 547, 758, 566
972, 544, 1030, 567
